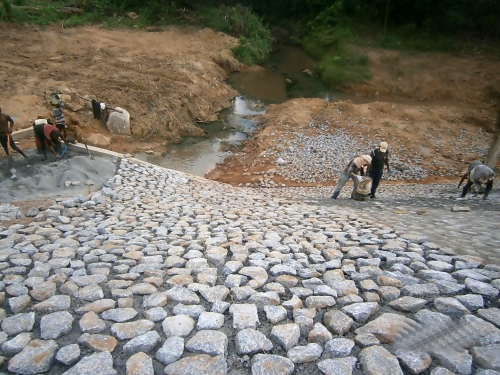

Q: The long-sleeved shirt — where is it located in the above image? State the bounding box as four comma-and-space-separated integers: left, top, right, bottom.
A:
470, 165, 494, 186
343, 159, 365, 177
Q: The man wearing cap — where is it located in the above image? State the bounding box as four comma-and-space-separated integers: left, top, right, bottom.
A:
458, 160, 494, 199
368, 141, 391, 199
33, 117, 63, 160
0, 107, 27, 158
331, 154, 372, 199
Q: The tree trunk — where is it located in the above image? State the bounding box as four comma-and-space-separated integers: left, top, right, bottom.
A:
383, 0, 390, 34
484, 109, 500, 170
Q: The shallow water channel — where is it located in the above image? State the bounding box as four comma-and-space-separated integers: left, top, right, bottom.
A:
136, 45, 364, 176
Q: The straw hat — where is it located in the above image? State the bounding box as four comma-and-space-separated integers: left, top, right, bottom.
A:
379, 142, 388, 152
362, 155, 372, 164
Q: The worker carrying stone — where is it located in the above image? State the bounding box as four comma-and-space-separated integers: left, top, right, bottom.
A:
331, 154, 372, 199
0, 107, 27, 158
457, 160, 494, 200
33, 116, 63, 160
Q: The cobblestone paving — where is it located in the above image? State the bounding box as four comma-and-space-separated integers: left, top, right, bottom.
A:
262, 183, 500, 265
0, 157, 499, 375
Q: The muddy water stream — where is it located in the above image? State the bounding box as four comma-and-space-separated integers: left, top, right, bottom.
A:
137, 46, 382, 176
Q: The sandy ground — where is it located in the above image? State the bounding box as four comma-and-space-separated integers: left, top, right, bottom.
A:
0, 23, 241, 154
0, 149, 117, 203
1, 24, 499, 187
207, 98, 498, 185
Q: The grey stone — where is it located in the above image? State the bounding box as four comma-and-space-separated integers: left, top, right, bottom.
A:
110, 320, 154, 340
264, 305, 287, 324
123, 331, 161, 356
324, 338, 355, 357
142, 292, 168, 309
378, 286, 401, 301
143, 307, 168, 322
324, 310, 353, 335
32, 294, 71, 313
464, 278, 499, 299
471, 344, 500, 372
164, 354, 227, 375
355, 333, 380, 348
186, 330, 228, 356
61, 350, 117, 375
389, 296, 428, 312
2, 332, 32, 356
166, 286, 200, 304
432, 279, 466, 295
433, 297, 470, 317
172, 303, 206, 318
456, 294, 484, 311
125, 352, 153, 375
460, 315, 500, 346
359, 345, 403, 375
477, 308, 500, 328
308, 322, 333, 345
430, 367, 456, 375
40, 311, 74, 339
235, 328, 273, 355
317, 357, 357, 375
162, 315, 195, 337
8, 339, 58, 374
101, 308, 138, 322
55, 344, 80, 366
305, 296, 336, 308
229, 303, 259, 329
156, 336, 184, 366
79, 311, 106, 333
271, 323, 300, 350
196, 312, 224, 330
395, 349, 432, 374
1, 312, 35, 336
431, 347, 472, 375
8, 295, 31, 314
248, 291, 280, 308
401, 283, 440, 298
251, 354, 294, 375
287, 343, 323, 364
74, 285, 103, 302
341, 302, 379, 323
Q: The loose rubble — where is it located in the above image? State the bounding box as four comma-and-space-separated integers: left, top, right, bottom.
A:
0, 156, 499, 375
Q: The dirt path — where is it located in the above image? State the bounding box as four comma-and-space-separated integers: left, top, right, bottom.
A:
0, 23, 242, 154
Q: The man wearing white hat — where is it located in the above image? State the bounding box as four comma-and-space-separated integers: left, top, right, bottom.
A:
331, 154, 372, 199
368, 141, 391, 199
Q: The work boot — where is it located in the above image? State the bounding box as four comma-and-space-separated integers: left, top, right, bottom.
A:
331, 191, 340, 200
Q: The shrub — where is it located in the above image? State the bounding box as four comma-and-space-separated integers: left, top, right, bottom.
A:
196, 5, 274, 65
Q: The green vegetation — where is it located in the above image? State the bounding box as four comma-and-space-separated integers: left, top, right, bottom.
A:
1, 0, 499, 85
195, 5, 273, 65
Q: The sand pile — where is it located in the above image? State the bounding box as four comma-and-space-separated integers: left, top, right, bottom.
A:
0, 149, 118, 202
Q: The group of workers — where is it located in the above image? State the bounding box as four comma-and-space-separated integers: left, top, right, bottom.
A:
332, 141, 495, 200
0, 95, 68, 161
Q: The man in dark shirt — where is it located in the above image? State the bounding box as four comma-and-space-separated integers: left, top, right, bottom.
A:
0, 108, 27, 158
368, 141, 390, 199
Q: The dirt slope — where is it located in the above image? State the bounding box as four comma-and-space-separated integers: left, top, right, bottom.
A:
346, 47, 500, 108
206, 98, 497, 186
0, 23, 242, 153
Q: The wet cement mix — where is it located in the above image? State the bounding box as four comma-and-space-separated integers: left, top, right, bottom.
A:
0, 156, 499, 375
0, 150, 118, 203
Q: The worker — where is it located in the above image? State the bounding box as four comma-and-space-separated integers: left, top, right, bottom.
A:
0, 107, 27, 158
458, 161, 494, 200
33, 116, 63, 160
331, 154, 372, 199
368, 141, 391, 199
52, 95, 68, 143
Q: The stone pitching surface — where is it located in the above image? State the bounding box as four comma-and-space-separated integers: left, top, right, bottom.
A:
0, 156, 499, 375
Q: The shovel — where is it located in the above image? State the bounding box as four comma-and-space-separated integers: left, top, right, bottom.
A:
58, 144, 69, 160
